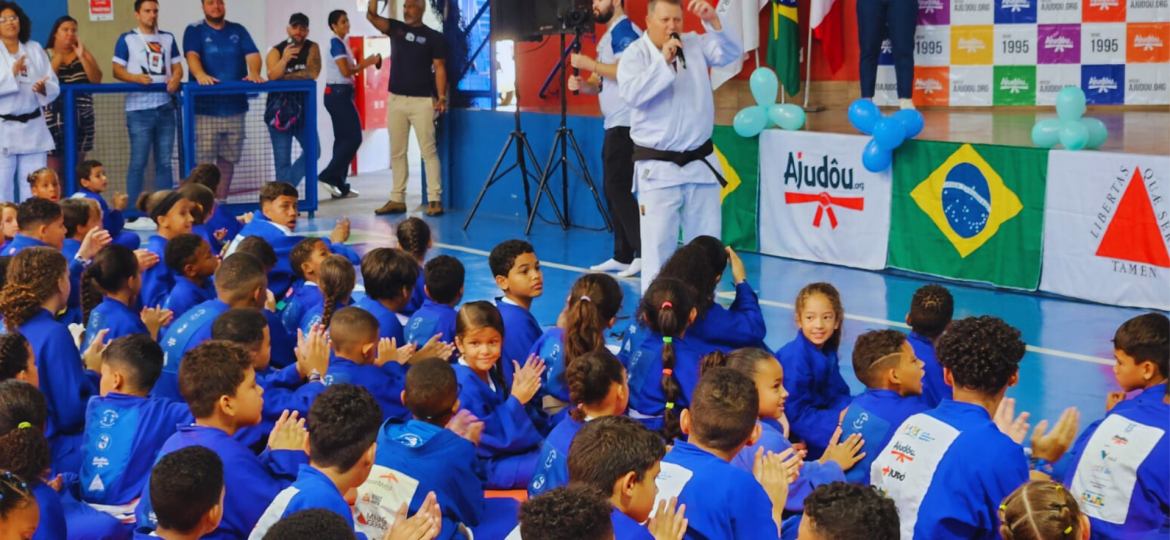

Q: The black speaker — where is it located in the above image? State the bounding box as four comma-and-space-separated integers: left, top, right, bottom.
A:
491, 0, 593, 41
490, 0, 540, 42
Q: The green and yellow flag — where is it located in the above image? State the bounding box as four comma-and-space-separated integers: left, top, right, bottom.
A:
712, 126, 759, 252
767, 0, 800, 97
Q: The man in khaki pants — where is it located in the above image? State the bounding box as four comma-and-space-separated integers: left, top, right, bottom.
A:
367, 0, 447, 216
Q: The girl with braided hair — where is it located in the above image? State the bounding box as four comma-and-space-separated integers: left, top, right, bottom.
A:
0, 468, 39, 538
1000, 481, 1090, 540
0, 380, 63, 539
297, 254, 354, 333
0, 333, 36, 386
395, 216, 431, 316
627, 277, 700, 442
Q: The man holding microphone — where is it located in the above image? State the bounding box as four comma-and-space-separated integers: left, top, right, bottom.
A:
616, 0, 741, 292
569, 0, 643, 278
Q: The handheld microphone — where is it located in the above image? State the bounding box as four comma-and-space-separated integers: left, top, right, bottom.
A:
670, 32, 686, 69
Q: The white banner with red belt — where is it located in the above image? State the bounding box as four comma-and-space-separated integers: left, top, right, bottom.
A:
758, 130, 893, 270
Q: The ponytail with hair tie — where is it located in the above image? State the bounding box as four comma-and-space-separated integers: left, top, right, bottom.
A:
639, 278, 695, 442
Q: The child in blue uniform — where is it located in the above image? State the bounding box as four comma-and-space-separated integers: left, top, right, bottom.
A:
80, 335, 192, 528
297, 255, 354, 334
156, 253, 270, 401
133, 446, 225, 540
136, 191, 195, 310
870, 316, 1080, 540
134, 341, 309, 539
187, 164, 244, 246
226, 182, 358, 299
0, 470, 40, 539
701, 348, 856, 513
626, 278, 702, 439
798, 482, 900, 540
778, 282, 852, 459
27, 168, 60, 203
490, 240, 545, 374
327, 307, 413, 421
178, 182, 224, 256
0, 202, 18, 250
999, 481, 1091, 540
518, 486, 615, 540
0, 333, 38, 386
60, 199, 101, 325
5, 198, 103, 326
454, 301, 546, 489
396, 217, 432, 317
529, 350, 628, 498
406, 255, 463, 347
905, 284, 953, 408
1, 248, 99, 473
0, 380, 66, 540
280, 237, 328, 333
674, 237, 768, 352
354, 248, 418, 342
530, 273, 622, 417
72, 160, 139, 250
1062, 313, 1168, 540
161, 234, 219, 321
250, 384, 383, 539
839, 330, 928, 484
658, 368, 795, 539
82, 245, 173, 349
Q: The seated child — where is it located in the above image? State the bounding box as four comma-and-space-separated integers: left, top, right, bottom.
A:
626, 278, 703, 438
396, 217, 431, 317
250, 384, 383, 539
235, 236, 278, 276
259, 509, 361, 540
453, 301, 545, 490
0, 333, 38, 386
1000, 481, 1090, 540
657, 368, 795, 539
871, 316, 1080, 540
326, 307, 414, 421
132, 446, 226, 540
0, 469, 40, 539
178, 182, 226, 256
675, 238, 767, 351
61, 198, 101, 325
134, 341, 309, 538
0, 380, 66, 539
700, 348, 855, 513
27, 168, 60, 203
227, 238, 297, 370
161, 233, 220, 321
529, 273, 622, 417
81, 335, 192, 523
799, 482, 900, 540
297, 254, 354, 335
156, 253, 269, 400
406, 255, 463, 347
0, 201, 18, 250
0, 248, 99, 473
1063, 313, 1167, 540
226, 182, 358, 299
185, 164, 244, 244
354, 247, 418, 342
82, 245, 173, 348
5, 198, 102, 326
529, 350, 628, 498
280, 237, 329, 334
136, 191, 195, 310
517, 486, 615, 540
906, 284, 954, 408
490, 240, 544, 374
777, 282, 852, 459
72, 159, 140, 249
838, 329, 929, 483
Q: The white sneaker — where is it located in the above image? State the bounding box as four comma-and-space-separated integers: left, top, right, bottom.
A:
319, 182, 343, 198
590, 258, 630, 273
124, 218, 156, 232
899, 98, 916, 110
616, 258, 642, 278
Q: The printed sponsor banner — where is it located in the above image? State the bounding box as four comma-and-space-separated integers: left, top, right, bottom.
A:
914, 66, 953, 105
1081, 23, 1129, 64
952, 25, 997, 63
1039, 0, 1085, 23
995, 24, 1041, 64
921, 0, 953, 26
1082, 64, 1127, 103
1127, 22, 1170, 61
915, 25, 953, 66
954, 0, 997, 25
758, 131, 893, 271
949, 65, 995, 105
1125, 62, 1170, 103
996, 0, 1041, 23
1036, 64, 1083, 103
1039, 151, 1170, 310
994, 65, 1039, 103
1127, 0, 1170, 21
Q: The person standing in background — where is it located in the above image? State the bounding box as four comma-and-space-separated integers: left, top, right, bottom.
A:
264, 13, 320, 191
113, 0, 184, 210
0, 1, 58, 203
183, 0, 264, 199
367, 0, 448, 218
43, 15, 101, 177
857, 0, 917, 110
319, 10, 380, 200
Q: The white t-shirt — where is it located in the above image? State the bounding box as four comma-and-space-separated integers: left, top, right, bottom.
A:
596, 15, 642, 130
325, 36, 355, 86
112, 29, 181, 111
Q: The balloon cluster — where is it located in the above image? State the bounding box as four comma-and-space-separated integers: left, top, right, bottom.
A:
1031, 87, 1107, 151
732, 68, 806, 138
848, 99, 924, 173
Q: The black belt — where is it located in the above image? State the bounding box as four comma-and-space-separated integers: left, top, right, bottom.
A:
632, 139, 727, 187
0, 110, 41, 123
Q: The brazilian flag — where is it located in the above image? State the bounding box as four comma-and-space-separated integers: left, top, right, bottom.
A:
712, 125, 760, 252
767, 0, 800, 97
887, 141, 1047, 290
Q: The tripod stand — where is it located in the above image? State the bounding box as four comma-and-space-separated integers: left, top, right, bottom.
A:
525, 30, 613, 235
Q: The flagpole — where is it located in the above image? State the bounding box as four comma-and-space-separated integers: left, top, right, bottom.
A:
803, 27, 823, 112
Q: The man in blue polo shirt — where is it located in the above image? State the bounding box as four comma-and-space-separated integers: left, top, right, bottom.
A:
182, 0, 263, 198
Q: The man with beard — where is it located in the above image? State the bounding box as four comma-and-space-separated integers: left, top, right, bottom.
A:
264, 14, 321, 191
569, 0, 644, 279
183, 0, 264, 198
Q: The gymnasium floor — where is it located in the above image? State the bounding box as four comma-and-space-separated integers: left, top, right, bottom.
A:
300, 169, 1150, 434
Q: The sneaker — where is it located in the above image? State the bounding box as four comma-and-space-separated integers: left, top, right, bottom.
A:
375, 201, 408, 215
616, 258, 642, 278
899, 98, 916, 110
425, 201, 444, 217
335, 184, 360, 199
124, 218, 157, 232
319, 181, 343, 198
590, 258, 631, 273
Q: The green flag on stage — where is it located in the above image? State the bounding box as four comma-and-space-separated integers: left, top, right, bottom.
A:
712, 126, 759, 252
767, 0, 800, 97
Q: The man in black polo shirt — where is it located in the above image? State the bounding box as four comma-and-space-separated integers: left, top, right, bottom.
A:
367, 0, 448, 217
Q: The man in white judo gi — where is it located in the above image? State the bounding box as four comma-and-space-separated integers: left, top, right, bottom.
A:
617, 0, 742, 292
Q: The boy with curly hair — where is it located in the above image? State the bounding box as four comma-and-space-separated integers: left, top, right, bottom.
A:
798, 482, 899, 540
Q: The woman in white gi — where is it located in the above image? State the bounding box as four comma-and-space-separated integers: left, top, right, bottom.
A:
0, 1, 59, 203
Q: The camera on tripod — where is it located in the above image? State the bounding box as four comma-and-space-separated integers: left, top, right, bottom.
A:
492, 0, 593, 41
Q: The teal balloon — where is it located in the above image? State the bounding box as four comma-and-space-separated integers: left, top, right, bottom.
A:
1081, 117, 1108, 149
750, 68, 779, 107
768, 103, 806, 130
733, 106, 768, 138
1031, 119, 1061, 148
1059, 120, 1090, 151
1055, 86, 1087, 121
